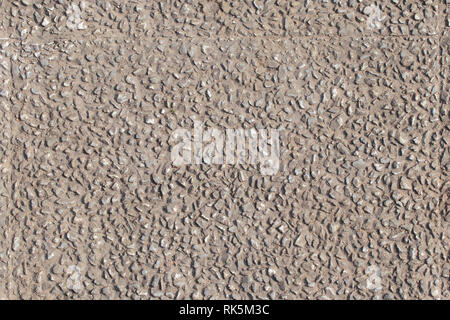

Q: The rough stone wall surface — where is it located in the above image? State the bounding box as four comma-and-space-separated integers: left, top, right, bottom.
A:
0, 0, 448, 299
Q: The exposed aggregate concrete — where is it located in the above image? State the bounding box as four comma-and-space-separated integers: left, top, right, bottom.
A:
0, 0, 448, 300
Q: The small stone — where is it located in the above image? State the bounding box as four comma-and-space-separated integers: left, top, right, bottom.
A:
39, 58, 49, 67
41, 17, 50, 27
46, 137, 58, 147
12, 236, 20, 251
399, 177, 412, 190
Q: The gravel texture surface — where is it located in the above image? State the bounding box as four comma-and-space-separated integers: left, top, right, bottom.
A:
0, 0, 448, 300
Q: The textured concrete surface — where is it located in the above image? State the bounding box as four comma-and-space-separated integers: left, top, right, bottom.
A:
0, 0, 448, 300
